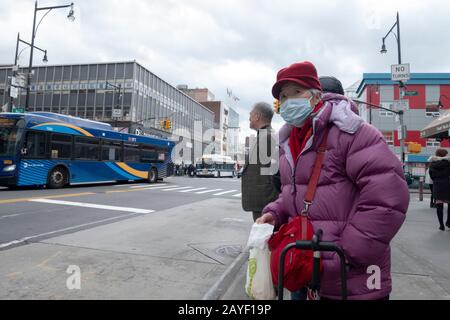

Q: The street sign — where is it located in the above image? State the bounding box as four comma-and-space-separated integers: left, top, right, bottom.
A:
404, 91, 418, 96
10, 86, 18, 99
12, 107, 25, 113
391, 64, 410, 82
394, 100, 409, 111
112, 109, 122, 118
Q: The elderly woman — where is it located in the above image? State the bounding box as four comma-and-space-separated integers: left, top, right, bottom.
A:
257, 61, 409, 300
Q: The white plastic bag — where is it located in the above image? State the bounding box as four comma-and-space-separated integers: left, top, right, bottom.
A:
245, 223, 275, 300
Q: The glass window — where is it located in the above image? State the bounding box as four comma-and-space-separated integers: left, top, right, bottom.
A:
101, 140, 122, 161
44, 93, 52, 107
75, 137, 99, 160
0, 121, 19, 156
95, 93, 104, 107
37, 68, 46, 82
88, 65, 97, 80
60, 94, 69, 107
80, 65, 88, 81
71, 65, 80, 81
63, 66, 71, 81
24, 131, 46, 159
141, 145, 167, 163
78, 92, 87, 106
125, 63, 134, 79
116, 64, 125, 79
52, 94, 60, 107
54, 66, 62, 81
123, 92, 132, 106
0, 69, 6, 83
124, 144, 140, 162
45, 67, 55, 82
87, 92, 95, 106
50, 134, 72, 159
98, 64, 106, 80
107, 64, 115, 79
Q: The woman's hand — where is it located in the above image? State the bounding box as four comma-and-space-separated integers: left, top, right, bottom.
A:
256, 212, 276, 225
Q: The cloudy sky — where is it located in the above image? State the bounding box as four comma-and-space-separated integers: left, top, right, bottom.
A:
1, 0, 449, 139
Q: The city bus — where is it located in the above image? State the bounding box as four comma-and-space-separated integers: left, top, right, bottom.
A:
195, 154, 236, 178
0, 112, 175, 189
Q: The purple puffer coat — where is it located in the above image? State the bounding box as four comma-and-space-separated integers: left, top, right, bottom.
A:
263, 93, 409, 300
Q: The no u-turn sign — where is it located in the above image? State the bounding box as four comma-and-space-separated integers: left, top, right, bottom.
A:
391, 64, 410, 82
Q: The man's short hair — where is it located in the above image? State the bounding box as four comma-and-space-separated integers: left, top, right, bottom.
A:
252, 102, 274, 123
436, 148, 448, 157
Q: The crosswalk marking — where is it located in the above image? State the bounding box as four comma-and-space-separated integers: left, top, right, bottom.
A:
29, 199, 154, 214
179, 187, 207, 193
213, 190, 237, 196
129, 183, 167, 189
196, 189, 223, 194
232, 193, 242, 198
162, 186, 192, 191
138, 185, 179, 190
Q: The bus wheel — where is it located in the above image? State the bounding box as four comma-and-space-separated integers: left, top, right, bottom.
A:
48, 166, 67, 189
148, 168, 158, 184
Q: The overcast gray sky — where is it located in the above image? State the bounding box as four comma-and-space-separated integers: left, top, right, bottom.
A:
1, 0, 449, 138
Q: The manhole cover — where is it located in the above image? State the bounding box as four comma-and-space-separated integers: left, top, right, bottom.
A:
215, 245, 242, 258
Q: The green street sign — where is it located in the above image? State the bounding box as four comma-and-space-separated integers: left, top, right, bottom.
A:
12, 107, 25, 113
404, 91, 418, 96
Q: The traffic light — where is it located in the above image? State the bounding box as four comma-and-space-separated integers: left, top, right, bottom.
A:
407, 142, 422, 154
165, 119, 171, 130
273, 100, 280, 114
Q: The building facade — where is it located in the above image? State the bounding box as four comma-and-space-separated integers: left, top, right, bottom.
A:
0, 61, 215, 164
355, 73, 450, 175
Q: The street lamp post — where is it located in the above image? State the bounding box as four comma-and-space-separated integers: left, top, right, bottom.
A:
381, 11, 406, 165
8, 32, 48, 113
105, 81, 122, 128
24, 1, 75, 112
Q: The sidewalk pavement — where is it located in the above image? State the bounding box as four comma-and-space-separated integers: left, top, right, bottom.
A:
214, 195, 450, 300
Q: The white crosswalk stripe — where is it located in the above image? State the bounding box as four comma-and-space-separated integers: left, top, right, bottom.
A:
213, 190, 237, 196
196, 189, 223, 194
138, 185, 179, 190
179, 187, 207, 193
232, 193, 242, 198
129, 183, 167, 189
162, 186, 192, 191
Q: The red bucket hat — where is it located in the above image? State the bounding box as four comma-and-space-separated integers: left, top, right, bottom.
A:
272, 61, 322, 99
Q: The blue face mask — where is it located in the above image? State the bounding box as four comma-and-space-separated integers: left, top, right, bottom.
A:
280, 97, 313, 127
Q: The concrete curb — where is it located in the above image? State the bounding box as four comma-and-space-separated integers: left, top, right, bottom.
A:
202, 250, 249, 300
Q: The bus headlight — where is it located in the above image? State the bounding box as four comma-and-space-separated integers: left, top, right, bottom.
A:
3, 165, 16, 172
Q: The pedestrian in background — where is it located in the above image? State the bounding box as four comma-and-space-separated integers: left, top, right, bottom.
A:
429, 149, 450, 231
241, 102, 280, 222
425, 163, 435, 208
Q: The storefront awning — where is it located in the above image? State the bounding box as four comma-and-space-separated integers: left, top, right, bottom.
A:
420, 109, 450, 139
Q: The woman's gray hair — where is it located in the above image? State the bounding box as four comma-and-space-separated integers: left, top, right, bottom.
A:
310, 89, 322, 99
252, 102, 274, 122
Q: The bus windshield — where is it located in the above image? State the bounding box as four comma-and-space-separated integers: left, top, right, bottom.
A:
0, 122, 19, 157
196, 163, 214, 169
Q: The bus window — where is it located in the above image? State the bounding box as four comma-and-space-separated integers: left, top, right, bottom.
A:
101, 140, 122, 161
24, 131, 47, 159
75, 137, 100, 160
141, 145, 167, 163
124, 144, 140, 162
50, 134, 72, 159
0, 121, 19, 157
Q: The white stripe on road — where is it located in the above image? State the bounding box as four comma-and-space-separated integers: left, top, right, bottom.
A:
0, 212, 143, 250
213, 190, 237, 196
129, 183, 167, 189
162, 186, 192, 191
196, 189, 223, 194
178, 187, 207, 193
29, 199, 154, 214
232, 193, 242, 198
138, 185, 179, 190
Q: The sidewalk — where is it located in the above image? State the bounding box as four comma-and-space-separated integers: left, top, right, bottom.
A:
214, 195, 450, 300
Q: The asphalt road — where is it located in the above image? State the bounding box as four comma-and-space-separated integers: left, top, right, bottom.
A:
0, 176, 242, 251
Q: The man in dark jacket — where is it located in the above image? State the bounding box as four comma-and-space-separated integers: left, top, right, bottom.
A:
242, 102, 280, 222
